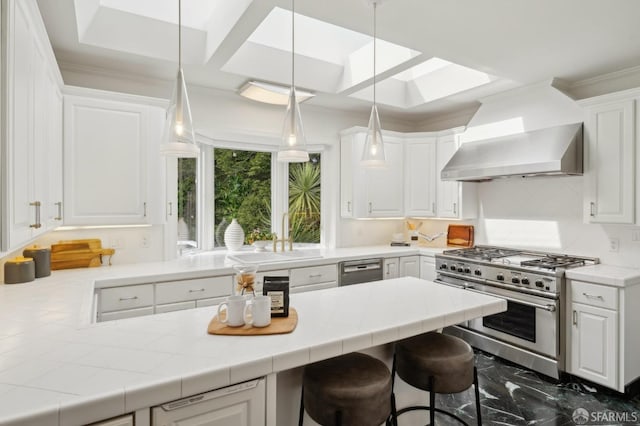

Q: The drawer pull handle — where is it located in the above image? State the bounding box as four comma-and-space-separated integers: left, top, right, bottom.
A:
189, 288, 206, 293
30, 201, 42, 229
590, 202, 596, 217
309, 274, 323, 278
583, 292, 604, 301
573, 310, 578, 326
119, 296, 139, 301
55, 201, 63, 221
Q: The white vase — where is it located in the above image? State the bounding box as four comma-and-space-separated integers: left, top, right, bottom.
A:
224, 219, 245, 251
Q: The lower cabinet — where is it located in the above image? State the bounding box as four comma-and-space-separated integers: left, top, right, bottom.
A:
383, 258, 399, 279
420, 255, 436, 281
566, 280, 619, 390
399, 256, 420, 278
151, 378, 266, 426
290, 264, 338, 293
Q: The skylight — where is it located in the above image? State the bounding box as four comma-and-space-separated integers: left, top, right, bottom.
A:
100, 0, 220, 30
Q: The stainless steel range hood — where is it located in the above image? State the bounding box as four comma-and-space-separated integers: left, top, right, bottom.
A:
440, 123, 583, 182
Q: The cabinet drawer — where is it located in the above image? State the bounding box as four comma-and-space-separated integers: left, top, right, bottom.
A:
571, 281, 618, 310
100, 284, 154, 312
290, 281, 337, 294
155, 276, 232, 305
196, 296, 227, 308
290, 264, 337, 287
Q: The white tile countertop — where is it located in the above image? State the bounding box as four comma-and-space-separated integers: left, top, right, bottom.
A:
0, 246, 504, 426
565, 264, 640, 287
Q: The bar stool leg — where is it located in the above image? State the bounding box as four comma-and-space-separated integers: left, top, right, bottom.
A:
335, 410, 342, 426
473, 367, 482, 426
429, 376, 435, 426
298, 387, 304, 426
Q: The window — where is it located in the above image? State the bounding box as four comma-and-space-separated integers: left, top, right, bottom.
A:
288, 153, 321, 244
177, 158, 197, 247
213, 148, 272, 247
175, 145, 322, 252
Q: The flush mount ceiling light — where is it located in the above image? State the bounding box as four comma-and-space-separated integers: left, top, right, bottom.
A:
361, 0, 385, 167
160, 0, 199, 158
238, 81, 315, 106
277, 0, 309, 163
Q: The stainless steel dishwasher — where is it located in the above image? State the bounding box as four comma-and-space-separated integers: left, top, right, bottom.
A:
339, 258, 383, 285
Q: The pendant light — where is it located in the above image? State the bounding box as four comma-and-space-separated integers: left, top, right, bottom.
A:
160, 0, 199, 158
361, 1, 385, 167
277, 0, 309, 163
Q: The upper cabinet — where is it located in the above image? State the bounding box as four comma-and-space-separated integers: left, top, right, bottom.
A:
1, 0, 63, 251
404, 136, 437, 217
340, 129, 404, 218
580, 96, 636, 224
63, 88, 167, 226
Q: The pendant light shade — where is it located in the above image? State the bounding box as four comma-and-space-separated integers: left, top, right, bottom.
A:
277, 0, 309, 163
361, 1, 386, 167
160, 0, 199, 158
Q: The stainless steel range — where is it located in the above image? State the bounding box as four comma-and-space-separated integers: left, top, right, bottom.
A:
435, 245, 598, 379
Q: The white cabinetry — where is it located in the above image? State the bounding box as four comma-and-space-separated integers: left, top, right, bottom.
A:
152, 378, 265, 426
290, 264, 337, 293
383, 258, 399, 279
1, 0, 63, 251
340, 129, 404, 218
420, 255, 436, 281
580, 97, 635, 224
404, 137, 437, 217
63, 89, 166, 226
567, 280, 618, 389
399, 255, 420, 278
435, 133, 477, 219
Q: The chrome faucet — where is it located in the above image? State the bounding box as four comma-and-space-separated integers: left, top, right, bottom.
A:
273, 212, 293, 252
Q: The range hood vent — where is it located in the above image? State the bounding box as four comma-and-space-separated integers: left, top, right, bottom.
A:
441, 123, 583, 182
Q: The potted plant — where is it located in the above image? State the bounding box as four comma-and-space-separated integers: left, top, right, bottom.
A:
247, 228, 275, 252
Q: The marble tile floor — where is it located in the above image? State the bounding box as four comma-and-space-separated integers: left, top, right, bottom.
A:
417, 351, 640, 426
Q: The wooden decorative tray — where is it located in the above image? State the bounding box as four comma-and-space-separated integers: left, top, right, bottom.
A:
207, 307, 298, 336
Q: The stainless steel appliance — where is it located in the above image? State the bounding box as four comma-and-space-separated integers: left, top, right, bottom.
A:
339, 258, 383, 286
435, 245, 598, 379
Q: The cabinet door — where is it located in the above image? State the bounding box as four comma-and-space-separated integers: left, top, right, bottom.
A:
89, 414, 133, 426
64, 96, 149, 225
366, 136, 404, 217
31, 42, 50, 236
46, 82, 64, 226
436, 135, 461, 218
405, 138, 437, 217
399, 256, 420, 278
7, 1, 36, 247
420, 255, 436, 281
570, 302, 618, 389
584, 100, 635, 224
384, 258, 399, 279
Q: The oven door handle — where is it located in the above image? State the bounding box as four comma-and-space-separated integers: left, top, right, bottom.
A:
466, 288, 557, 312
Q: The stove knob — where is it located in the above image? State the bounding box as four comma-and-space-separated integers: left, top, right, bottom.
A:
450, 265, 457, 271
511, 277, 520, 284
464, 267, 471, 273
535, 280, 544, 288
521, 278, 530, 285
474, 269, 482, 276
440, 263, 448, 270
457, 267, 464, 273
497, 274, 505, 281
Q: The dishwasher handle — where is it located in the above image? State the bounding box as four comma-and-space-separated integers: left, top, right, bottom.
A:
160, 379, 260, 411
341, 260, 382, 274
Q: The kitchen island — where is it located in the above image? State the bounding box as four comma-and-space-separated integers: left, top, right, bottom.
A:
0, 257, 505, 425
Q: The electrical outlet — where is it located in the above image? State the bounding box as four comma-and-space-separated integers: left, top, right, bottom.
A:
609, 238, 619, 252
109, 238, 124, 249
632, 231, 640, 242
141, 233, 150, 248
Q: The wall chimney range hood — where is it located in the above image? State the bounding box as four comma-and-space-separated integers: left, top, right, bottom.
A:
440, 123, 583, 182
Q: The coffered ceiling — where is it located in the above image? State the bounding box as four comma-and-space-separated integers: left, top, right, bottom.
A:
36, 0, 640, 122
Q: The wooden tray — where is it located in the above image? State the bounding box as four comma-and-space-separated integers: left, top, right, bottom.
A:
207, 308, 298, 336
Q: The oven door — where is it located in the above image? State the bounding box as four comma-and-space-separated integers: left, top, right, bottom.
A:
465, 283, 559, 360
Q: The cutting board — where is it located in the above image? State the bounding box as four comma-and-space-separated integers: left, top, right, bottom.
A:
50, 239, 115, 270
208, 308, 298, 336
447, 225, 474, 247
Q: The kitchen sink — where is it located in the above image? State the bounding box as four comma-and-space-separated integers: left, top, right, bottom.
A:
228, 249, 323, 264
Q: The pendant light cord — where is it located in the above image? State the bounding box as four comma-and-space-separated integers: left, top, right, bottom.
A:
178, 0, 182, 69
373, 2, 376, 107
292, 0, 295, 88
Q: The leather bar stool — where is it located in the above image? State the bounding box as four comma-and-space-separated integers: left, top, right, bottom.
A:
299, 352, 393, 426
392, 332, 482, 425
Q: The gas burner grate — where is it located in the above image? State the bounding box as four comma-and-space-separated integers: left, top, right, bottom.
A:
443, 247, 521, 261
520, 256, 587, 270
